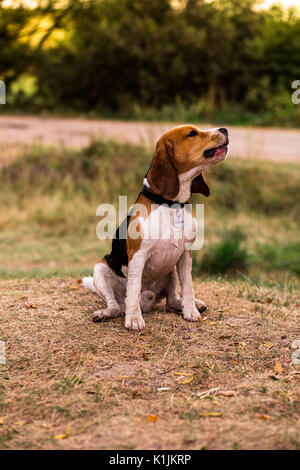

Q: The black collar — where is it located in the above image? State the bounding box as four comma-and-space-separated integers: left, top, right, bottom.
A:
142, 185, 187, 208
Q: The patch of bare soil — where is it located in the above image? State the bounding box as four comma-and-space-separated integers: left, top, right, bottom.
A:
1, 115, 300, 162
0, 278, 299, 449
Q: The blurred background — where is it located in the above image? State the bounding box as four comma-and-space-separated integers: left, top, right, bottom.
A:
1, 0, 300, 125
0, 0, 299, 285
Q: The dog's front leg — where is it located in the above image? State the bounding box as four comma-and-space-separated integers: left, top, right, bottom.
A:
125, 252, 146, 331
176, 250, 201, 322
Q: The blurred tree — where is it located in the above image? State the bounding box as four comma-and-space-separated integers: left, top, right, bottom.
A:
0, 3, 32, 86
1, 0, 299, 123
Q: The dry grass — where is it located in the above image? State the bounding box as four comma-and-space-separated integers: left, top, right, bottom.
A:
1, 278, 300, 450
1, 140, 300, 280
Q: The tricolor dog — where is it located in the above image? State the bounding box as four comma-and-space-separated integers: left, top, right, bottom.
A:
83, 125, 229, 331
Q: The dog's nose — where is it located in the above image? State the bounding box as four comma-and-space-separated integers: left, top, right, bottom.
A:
219, 127, 228, 136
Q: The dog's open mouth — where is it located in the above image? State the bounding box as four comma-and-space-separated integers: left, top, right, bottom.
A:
204, 139, 229, 159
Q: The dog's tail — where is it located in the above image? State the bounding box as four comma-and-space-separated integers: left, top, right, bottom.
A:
82, 276, 97, 293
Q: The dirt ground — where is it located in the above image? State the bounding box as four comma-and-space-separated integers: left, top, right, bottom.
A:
0, 278, 299, 450
1, 115, 300, 164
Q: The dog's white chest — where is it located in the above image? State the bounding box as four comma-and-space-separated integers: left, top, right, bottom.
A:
141, 206, 196, 280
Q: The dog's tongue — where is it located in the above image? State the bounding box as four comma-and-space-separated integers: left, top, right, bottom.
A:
214, 145, 227, 156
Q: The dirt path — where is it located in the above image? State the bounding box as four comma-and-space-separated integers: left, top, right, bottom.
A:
0, 278, 299, 449
0, 115, 300, 163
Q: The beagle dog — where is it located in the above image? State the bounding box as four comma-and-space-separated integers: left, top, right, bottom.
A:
83, 125, 229, 330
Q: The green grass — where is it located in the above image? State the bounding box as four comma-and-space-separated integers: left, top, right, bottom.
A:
3, 100, 300, 128
195, 228, 248, 275
0, 139, 299, 281
193, 229, 300, 279
97, 101, 300, 128
254, 241, 300, 277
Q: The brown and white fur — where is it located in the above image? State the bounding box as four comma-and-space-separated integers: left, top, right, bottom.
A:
83, 125, 229, 330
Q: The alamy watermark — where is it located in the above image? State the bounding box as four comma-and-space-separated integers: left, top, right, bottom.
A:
0, 341, 5, 365
291, 80, 300, 104
96, 197, 205, 250
0, 81, 6, 104
291, 340, 300, 365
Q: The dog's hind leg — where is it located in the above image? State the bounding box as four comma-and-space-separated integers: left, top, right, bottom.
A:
92, 261, 126, 322
141, 277, 169, 314
165, 268, 206, 314
140, 290, 155, 313
165, 268, 183, 312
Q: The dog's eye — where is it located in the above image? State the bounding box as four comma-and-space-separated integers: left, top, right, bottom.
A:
187, 130, 198, 137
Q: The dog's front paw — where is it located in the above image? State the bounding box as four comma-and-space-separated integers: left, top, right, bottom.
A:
125, 309, 145, 331
195, 299, 207, 313
183, 306, 202, 322
93, 307, 122, 322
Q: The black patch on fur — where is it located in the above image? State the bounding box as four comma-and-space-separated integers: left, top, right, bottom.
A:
142, 185, 186, 207
104, 215, 130, 278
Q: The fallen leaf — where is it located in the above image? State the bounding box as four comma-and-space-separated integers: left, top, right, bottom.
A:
15, 421, 26, 426
258, 342, 274, 351
25, 303, 37, 309
54, 425, 71, 440
266, 297, 273, 304
179, 377, 194, 384
0, 417, 5, 425
258, 414, 274, 420
274, 362, 283, 375
77, 279, 83, 284
209, 321, 217, 326
199, 412, 223, 417
174, 372, 194, 376
142, 353, 149, 361
70, 285, 80, 290
218, 390, 235, 397
147, 415, 158, 423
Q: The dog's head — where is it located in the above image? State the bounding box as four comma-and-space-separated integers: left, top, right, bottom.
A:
147, 125, 229, 200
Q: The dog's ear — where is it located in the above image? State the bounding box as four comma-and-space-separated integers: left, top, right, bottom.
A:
191, 173, 210, 197
147, 138, 179, 199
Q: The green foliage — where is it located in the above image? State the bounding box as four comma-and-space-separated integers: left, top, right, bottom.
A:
194, 230, 300, 277
254, 241, 300, 277
195, 228, 249, 275
1, 0, 300, 125
0, 6, 33, 86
